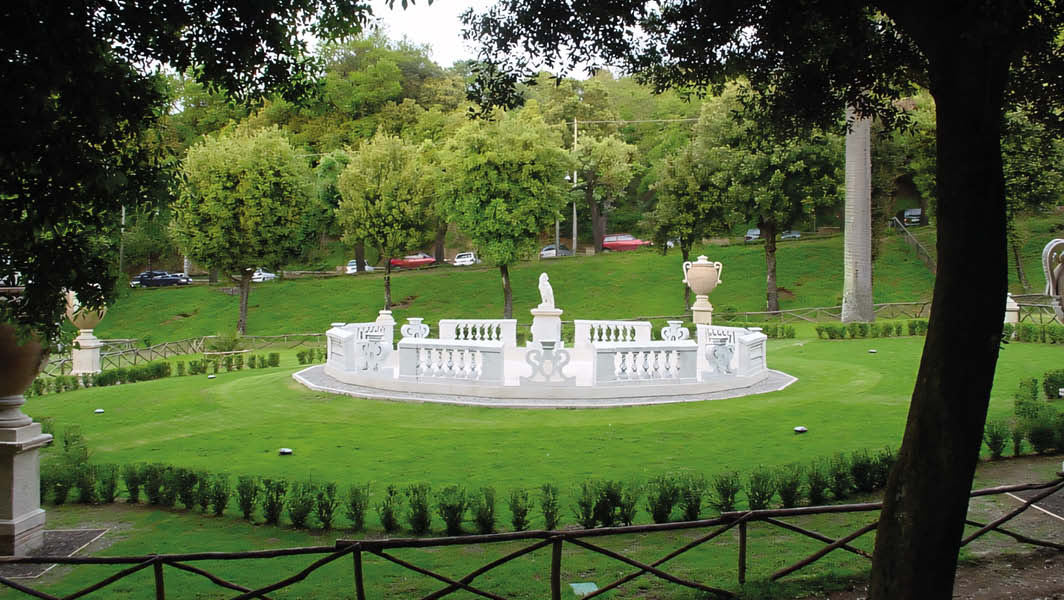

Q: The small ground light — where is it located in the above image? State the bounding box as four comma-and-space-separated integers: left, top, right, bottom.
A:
94, 409, 104, 414
279, 448, 293, 455
794, 426, 808, 434
207, 374, 216, 379
868, 349, 877, 354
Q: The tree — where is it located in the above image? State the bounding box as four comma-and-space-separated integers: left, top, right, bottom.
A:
442, 104, 573, 318
841, 109, 876, 322
575, 135, 638, 251
336, 133, 436, 309
172, 126, 313, 335
463, 2, 1064, 597
0, 2, 367, 343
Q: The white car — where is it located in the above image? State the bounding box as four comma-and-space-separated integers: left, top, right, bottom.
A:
453, 252, 481, 266
345, 260, 376, 274
251, 268, 276, 282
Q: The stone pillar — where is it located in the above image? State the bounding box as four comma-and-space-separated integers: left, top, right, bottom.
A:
530, 308, 564, 348
0, 326, 52, 556
691, 299, 714, 325
70, 330, 103, 375
1004, 293, 1019, 327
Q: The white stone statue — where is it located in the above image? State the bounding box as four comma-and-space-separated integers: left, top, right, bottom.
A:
538, 272, 555, 310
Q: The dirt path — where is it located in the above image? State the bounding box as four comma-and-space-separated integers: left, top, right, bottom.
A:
801, 456, 1064, 599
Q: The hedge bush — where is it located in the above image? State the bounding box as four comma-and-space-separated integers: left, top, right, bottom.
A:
1043, 369, 1064, 400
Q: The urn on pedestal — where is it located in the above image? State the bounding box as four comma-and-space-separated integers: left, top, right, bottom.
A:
65, 291, 107, 375
682, 256, 723, 324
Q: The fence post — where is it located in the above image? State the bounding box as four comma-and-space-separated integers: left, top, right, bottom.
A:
353, 548, 366, 600
738, 521, 747, 585
153, 559, 165, 600
551, 538, 562, 600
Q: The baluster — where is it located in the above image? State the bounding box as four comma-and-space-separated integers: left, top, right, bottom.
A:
651, 351, 661, 379
445, 348, 455, 376
642, 351, 651, 380
615, 351, 626, 379
473, 350, 482, 379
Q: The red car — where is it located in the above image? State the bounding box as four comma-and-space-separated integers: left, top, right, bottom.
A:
389, 252, 436, 269
602, 233, 652, 252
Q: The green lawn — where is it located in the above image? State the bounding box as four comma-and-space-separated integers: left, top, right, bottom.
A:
15, 336, 1064, 599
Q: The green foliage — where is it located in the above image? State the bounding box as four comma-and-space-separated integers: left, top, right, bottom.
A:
268, 353, 281, 368
572, 480, 598, 529
236, 476, 260, 521
435, 485, 469, 536
506, 488, 531, 532
872, 447, 897, 490
336, 132, 436, 308
143, 464, 167, 505
344, 483, 371, 531
849, 450, 876, 493
1043, 369, 1064, 399
313, 482, 339, 530
1015, 378, 1042, 419
983, 420, 1010, 459
159, 469, 180, 507
209, 474, 231, 517
95, 464, 119, 504
1028, 419, 1058, 454
470, 487, 497, 535
195, 470, 211, 512
829, 454, 852, 500
1011, 422, 1026, 457
593, 480, 623, 528
618, 481, 641, 526
175, 468, 199, 509
122, 463, 144, 504
539, 484, 560, 530
709, 472, 739, 514
376, 485, 402, 533
262, 478, 288, 526
776, 465, 804, 509
807, 460, 830, 505
286, 481, 316, 528
645, 474, 680, 524
746, 467, 777, 510
405, 483, 433, 535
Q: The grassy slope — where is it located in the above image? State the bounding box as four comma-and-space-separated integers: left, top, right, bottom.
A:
97, 233, 940, 341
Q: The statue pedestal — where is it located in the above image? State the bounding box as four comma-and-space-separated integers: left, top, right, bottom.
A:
0, 421, 51, 555
691, 296, 714, 325
71, 330, 103, 375
530, 307, 564, 347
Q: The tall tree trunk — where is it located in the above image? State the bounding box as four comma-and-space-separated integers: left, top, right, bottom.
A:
1011, 238, 1030, 291
762, 221, 779, 312
500, 264, 512, 319
434, 220, 447, 263
586, 184, 605, 251
355, 241, 366, 273
383, 261, 393, 310
868, 6, 1016, 598
209, 268, 218, 284
236, 270, 252, 335
842, 107, 876, 322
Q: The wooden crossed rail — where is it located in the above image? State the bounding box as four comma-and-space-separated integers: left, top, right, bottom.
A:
1, 478, 1060, 599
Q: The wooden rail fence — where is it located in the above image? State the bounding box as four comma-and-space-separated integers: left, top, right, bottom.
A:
1, 478, 1060, 599
41, 334, 325, 377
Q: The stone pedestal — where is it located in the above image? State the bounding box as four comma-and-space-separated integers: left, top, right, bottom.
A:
1004, 293, 1019, 326
71, 330, 103, 375
0, 420, 51, 556
691, 297, 714, 325
530, 307, 563, 347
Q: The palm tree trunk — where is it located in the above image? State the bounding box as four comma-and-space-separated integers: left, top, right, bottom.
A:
384, 261, 393, 310
842, 107, 876, 322
763, 222, 780, 312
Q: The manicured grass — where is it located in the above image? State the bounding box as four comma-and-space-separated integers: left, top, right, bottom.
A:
96, 233, 941, 341
30, 337, 1060, 502
17, 333, 1064, 600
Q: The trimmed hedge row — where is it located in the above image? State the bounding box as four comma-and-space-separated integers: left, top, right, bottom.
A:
27, 353, 282, 397
815, 320, 927, 340
1001, 371, 1064, 456
40, 446, 898, 535
1003, 322, 1064, 344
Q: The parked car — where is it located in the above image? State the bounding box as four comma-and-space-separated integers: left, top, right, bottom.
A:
601, 233, 652, 252
539, 244, 572, 258
345, 260, 376, 274
390, 252, 436, 269
780, 230, 802, 240
251, 268, 277, 282
170, 272, 192, 284
744, 228, 761, 242
130, 270, 187, 288
902, 208, 923, 226
453, 252, 481, 266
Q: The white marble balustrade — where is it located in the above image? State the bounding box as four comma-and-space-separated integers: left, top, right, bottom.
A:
573, 320, 652, 349
695, 324, 768, 377
591, 341, 698, 384
438, 319, 517, 346
397, 339, 505, 383
327, 321, 395, 377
